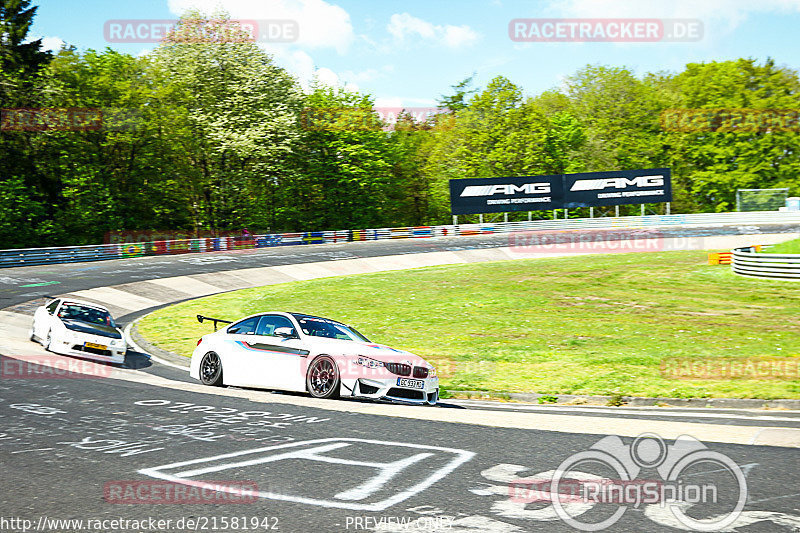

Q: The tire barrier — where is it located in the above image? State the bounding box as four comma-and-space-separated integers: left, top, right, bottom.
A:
2, 210, 800, 268
732, 246, 800, 280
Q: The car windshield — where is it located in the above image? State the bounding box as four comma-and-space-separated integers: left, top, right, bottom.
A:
58, 304, 116, 327
292, 314, 370, 342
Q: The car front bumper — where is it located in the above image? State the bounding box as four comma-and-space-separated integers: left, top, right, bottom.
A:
50, 334, 126, 365
349, 377, 439, 405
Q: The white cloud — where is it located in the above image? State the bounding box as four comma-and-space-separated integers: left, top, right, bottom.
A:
263, 48, 358, 93
387, 13, 479, 49
39, 36, 65, 52
373, 96, 438, 108
315, 67, 339, 87
338, 65, 395, 84
441, 25, 480, 48
166, 0, 355, 54
374, 97, 405, 108
269, 48, 316, 88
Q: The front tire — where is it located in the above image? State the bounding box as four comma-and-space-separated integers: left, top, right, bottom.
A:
199, 351, 223, 386
306, 355, 340, 399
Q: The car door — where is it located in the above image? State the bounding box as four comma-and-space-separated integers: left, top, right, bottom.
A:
219, 315, 262, 387
33, 299, 59, 340
240, 314, 310, 391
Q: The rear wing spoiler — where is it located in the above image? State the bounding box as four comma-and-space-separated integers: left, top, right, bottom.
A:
197, 314, 233, 331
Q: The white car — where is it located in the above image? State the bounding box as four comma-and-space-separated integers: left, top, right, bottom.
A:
30, 297, 126, 365
190, 312, 439, 405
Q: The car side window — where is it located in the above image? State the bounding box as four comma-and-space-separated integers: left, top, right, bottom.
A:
227, 316, 259, 335
45, 300, 59, 314
256, 315, 296, 337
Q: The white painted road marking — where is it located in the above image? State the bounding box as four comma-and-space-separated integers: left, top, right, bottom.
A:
139, 438, 474, 511
449, 400, 800, 423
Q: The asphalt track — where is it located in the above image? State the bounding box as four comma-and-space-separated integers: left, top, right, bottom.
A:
2, 222, 799, 307
1, 224, 800, 532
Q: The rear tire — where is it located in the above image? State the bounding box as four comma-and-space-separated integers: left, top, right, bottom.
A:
306, 355, 340, 399
199, 351, 223, 386
44, 330, 52, 351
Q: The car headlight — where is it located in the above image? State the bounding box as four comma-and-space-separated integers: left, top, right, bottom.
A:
355, 357, 384, 369
428, 366, 437, 378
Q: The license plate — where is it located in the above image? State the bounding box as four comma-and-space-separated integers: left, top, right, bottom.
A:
397, 378, 424, 389
84, 342, 107, 350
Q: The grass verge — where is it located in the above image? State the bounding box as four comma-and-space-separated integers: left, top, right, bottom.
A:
137, 250, 800, 399
765, 237, 800, 254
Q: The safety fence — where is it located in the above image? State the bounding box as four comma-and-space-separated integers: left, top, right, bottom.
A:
732, 245, 800, 280
2, 210, 799, 268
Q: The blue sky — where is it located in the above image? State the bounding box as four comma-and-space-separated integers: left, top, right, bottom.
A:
31, 0, 800, 108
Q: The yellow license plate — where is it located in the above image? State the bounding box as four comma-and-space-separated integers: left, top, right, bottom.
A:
84, 342, 107, 350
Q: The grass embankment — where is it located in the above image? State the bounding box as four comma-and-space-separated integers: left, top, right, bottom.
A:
765, 237, 800, 254
138, 251, 800, 399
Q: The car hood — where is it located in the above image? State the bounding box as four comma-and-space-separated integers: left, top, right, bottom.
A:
61, 319, 122, 339
311, 338, 431, 367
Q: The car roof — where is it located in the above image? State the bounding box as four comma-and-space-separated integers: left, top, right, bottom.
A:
55, 298, 112, 314
289, 312, 346, 325
233, 311, 346, 326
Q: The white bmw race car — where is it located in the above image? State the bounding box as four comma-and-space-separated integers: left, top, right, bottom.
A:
30, 297, 127, 365
190, 312, 439, 405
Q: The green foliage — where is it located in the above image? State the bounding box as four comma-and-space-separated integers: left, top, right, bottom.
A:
1, 3, 799, 247
538, 395, 558, 404
607, 393, 626, 407
666, 59, 800, 212
765, 238, 800, 254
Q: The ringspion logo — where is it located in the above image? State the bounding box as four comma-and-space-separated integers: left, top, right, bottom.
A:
511, 433, 747, 531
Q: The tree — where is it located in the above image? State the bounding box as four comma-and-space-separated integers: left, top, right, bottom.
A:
437, 74, 477, 113
665, 59, 800, 211
148, 10, 304, 233
0, 0, 51, 248
285, 84, 397, 230
0, 0, 51, 101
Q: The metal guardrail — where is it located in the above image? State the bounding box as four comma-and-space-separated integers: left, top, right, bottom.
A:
732, 245, 800, 280
1, 210, 799, 269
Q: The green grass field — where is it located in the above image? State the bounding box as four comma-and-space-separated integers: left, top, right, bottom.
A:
766, 237, 800, 254
137, 250, 800, 399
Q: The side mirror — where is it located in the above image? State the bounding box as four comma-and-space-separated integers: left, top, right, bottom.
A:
275, 327, 297, 339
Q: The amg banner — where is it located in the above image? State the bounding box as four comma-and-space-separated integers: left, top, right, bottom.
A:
448, 174, 564, 215
563, 168, 671, 208
449, 168, 671, 215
